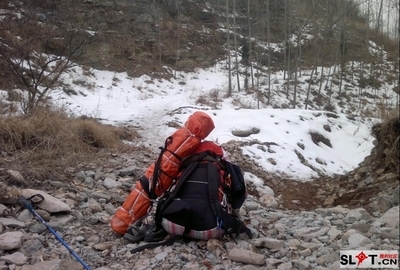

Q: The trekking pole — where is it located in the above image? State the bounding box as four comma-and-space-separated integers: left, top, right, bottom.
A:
20, 195, 92, 270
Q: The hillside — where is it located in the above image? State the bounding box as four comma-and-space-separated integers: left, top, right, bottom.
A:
1, 0, 398, 116
0, 0, 399, 270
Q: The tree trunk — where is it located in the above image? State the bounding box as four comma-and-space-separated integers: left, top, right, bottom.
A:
305, 68, 315, 110
267, 0, 271, 105
283, 0, 287, 80
226, 0, 232, 97
174, 0, 180, 78
233, 0, 240, 92
247, 0, 254, 90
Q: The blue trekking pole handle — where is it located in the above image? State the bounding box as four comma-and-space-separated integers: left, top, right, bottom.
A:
20, 196, 92, 270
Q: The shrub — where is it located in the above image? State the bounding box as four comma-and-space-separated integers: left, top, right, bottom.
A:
0, 107, 139, 183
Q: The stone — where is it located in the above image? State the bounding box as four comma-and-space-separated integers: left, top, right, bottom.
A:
119, 166, 136, 177
0, 218, 26, 228
0, 231, 24, 250
103, 177, 122, 189
75, 171, 86, 182
327, 228, 341, 241
277, 262, 292, 270
390, 185, 399, 206
348, 233, 373, 248
293, 227, 330, 239
343, 208, 371, 223
377, 194, 392, 213
293, 260, 311, 270
93, 242, 118, 251
228, 248, 265, 266
206, 239, 223, 252
376, 206, 399, 228
6, 170, 26, 185
0, 205, 7, 216
0, 252, 27, 265
232, 127, 260, 137
259, 195, 278, 208
20, 189, 71, 213
88, 198, 102, 213
20, 259, 84, 270
252, 238, 284, 250
350, 223, 371, 234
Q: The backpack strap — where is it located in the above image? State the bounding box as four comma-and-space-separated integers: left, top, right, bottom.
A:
154, 161, 200, 231
181, 151, 225, 171
150, 136, 182, 200
155, 152, 253, 239
130, 235, 181, 253
206, 161, 253, 239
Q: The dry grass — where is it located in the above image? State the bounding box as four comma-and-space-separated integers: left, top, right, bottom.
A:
195, 89, 222, 109
0, 107, 140, 185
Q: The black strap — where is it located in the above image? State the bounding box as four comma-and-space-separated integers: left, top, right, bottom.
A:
151, 137, 171, 199
150, 137, 185, 199
130, 235, 181, 253
206, 162, 233, 234
206, 162, 252, 239
181, 151, 225, 171
154, 161, 200, 230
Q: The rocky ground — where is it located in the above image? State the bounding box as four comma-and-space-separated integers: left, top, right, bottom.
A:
0, 118, 399, 270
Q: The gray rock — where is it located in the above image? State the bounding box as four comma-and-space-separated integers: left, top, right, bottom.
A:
348, 233, 373, 248
293, 227, 330, 239
20, 189, 71, 213
119, 166, 136, 177
28, 223, 47, 234
0, 205, 7, 216
6, 170, 26, 185
88, 198, 102, 213
390, 185, 399, 206
277, 262, 292, 270
232, 127, 260, 137
376, 206, 399, 228
0, 231, 24, 250
293, 260, 311, 270
0, 218, 26, 228
103, 177, 122, 189
0, 251, 27, 266
21, 238, 44, 254
20, 259, 82, 270
229, 248, 265, 266
84, 177, 94, 187
252, 238, 284, 250
378, 194, 393, 213
75, 171, 86, 182
344, 208, 371, 223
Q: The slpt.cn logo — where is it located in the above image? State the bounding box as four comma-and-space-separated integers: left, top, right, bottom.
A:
340, 250, 398, 268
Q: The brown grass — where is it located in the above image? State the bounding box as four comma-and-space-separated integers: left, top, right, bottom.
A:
0, 107, 140, 185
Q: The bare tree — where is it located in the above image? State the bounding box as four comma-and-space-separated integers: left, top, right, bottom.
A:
247, 0, 254, 90
174, 0, 181, 78
376, 0, 384, 32
226, 0, 232, 97
0, 10, 90, 114
233, 0, 241, 92
305, 68, 315, 110
266, 0, 272, 105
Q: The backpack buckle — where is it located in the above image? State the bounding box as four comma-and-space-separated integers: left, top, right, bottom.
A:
225, 174, 232, 188
221, 194, 227, 207
216, 217, 223, 229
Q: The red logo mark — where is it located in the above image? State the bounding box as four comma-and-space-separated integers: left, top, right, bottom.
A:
356, 251, 368, 266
